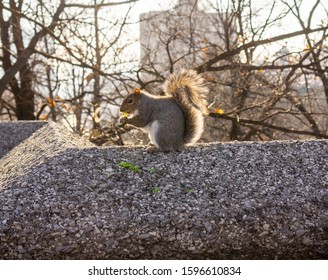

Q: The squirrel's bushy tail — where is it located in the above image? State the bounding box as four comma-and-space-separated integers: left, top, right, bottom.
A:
163, 69, 208, 145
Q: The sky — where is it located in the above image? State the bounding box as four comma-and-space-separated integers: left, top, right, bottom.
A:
123, 0, 327, 29
120, 0, 328, 60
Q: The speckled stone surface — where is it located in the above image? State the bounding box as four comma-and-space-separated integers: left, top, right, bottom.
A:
0, 121, 47, 158
0, 121, 328, 259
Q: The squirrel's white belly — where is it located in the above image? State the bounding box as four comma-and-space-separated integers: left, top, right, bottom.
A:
142, 121, 159, 148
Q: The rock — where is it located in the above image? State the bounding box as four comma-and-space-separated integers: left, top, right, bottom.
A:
0, 121, 328, 259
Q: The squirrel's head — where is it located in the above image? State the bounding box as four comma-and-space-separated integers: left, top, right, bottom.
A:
120, 87, 142, 114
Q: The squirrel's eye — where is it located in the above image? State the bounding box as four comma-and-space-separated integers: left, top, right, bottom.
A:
127, 98, 133, 104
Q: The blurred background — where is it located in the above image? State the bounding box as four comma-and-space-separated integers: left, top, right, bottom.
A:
1, 0, 327, 145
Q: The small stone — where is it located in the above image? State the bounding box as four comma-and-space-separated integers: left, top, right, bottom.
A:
259, 231, 269, 237
263, 224, 270, 231
302, 237, 312, 246
244, 200, 252, 208
94, 226, 101, 234
90, 180, 99, 187
69, 220, 76, 227
204, 222, 212, 233
139, 234, 150, 239
296, 229, 305, 237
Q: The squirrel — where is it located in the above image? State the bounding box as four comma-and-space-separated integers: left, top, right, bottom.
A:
119, 69, 208, 151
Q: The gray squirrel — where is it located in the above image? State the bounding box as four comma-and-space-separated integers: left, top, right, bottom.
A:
119, 69, 208, 151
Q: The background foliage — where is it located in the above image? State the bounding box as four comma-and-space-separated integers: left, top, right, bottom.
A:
1, 0, 328, 144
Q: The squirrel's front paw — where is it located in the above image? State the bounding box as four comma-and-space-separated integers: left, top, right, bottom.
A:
119, 117, 128, 125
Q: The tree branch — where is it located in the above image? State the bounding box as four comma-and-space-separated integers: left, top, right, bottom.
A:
196, 25, 328, 72
64, 0, 138, 8
0, 0, 65, 98
209, 112, 328, 139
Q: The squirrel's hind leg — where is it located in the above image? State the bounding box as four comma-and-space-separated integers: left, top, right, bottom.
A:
148, 120, 185, 152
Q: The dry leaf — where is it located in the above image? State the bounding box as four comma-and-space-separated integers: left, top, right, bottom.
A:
85, 73, 95, 85
304, 44, 311, 52
39, 114, 49, 120
47, 97, 56, 107
215, 109, 224, 114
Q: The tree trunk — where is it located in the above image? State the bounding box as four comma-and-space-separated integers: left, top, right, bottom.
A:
14, 87, 35, 120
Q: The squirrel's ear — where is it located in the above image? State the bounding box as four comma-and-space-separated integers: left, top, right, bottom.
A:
134, 87, 141, 94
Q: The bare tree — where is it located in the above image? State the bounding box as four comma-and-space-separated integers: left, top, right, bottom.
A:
118, 0, 328, 146
0, 0, 66, 119
2, 0, 328, 145
0, 0, 137, 141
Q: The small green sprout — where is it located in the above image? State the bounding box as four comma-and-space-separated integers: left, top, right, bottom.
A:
153, 187, 159, 193
186, 188, 193, 193
118, 161, 140, 173
149, 167, 156, 174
